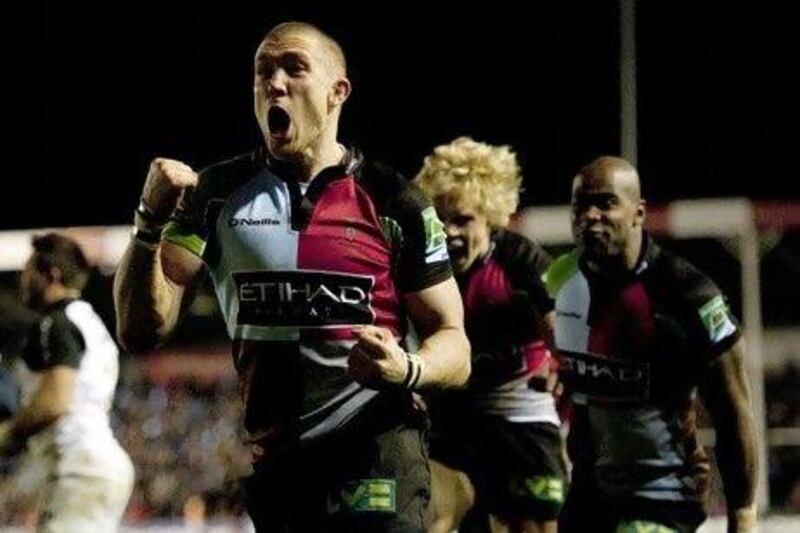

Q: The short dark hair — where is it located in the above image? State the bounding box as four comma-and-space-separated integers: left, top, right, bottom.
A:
30, 233, 90, 291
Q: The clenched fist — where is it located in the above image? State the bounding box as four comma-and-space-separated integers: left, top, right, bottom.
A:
141, 158, 198, 221
347, 326, 414, 390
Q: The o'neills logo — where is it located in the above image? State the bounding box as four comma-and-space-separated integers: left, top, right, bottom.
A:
229, 217, 281, 227
233, 271, 374, 327
558, 350, 650, 401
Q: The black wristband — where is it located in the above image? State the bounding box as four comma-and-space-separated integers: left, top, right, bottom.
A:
133, 198, 169, 245
136, 198, 170, 227
131, 226, 162, 247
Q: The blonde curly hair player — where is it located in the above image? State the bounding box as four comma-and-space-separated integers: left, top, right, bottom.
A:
415, 138, 565, 533
415, 136, 522, 229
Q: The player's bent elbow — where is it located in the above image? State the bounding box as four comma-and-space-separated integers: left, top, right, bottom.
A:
456, 357, 471, 388
452, 338, 472, 388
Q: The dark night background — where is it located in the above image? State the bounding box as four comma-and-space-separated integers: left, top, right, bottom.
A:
5, 1, 798, 230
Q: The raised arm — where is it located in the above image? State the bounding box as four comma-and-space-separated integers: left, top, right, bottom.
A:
113, 158, 204, 352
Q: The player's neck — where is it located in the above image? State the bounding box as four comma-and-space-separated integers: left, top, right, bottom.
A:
623, 231, 644, 270
290, 126, 346, 183
306, 141, 347, 182
585, 234, 644, 277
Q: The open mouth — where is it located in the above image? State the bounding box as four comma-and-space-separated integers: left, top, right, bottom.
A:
268, 106, 291, 138
580, 230, 611, 254
447, 239, 466, 257
582, 228, 607, 241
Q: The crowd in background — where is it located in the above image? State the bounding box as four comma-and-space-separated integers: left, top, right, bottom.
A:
0, 355, 799, 526
0, 362, 252, 526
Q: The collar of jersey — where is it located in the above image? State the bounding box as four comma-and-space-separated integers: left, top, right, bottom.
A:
257, 145, 365, 230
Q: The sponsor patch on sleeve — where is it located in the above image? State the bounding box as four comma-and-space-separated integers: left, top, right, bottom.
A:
421, 206, 449, 264
698, 294, 737, 344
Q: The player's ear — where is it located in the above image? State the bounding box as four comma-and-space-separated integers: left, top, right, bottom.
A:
329, 77, 351, 109
633, 200, 646, 227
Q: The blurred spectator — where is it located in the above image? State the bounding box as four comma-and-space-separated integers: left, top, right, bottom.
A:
0, 358, 252, 525
114, 370, 251, 522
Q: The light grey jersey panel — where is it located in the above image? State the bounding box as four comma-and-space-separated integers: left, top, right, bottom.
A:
554, 269, 592, 405
209, 169, 299, 339
474, 380, 559, 425
553, 270, 591, 354
589, 404, 689, 499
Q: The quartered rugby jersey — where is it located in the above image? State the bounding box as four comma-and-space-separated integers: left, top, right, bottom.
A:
163, 148, 451, 441
456, 229, 559, 425
546, 236, 741, 504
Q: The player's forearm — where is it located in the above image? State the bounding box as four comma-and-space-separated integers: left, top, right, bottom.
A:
113, 240, 182, 352
716, 407, 758, 531
700, 340, 759, 530
1, 380, 69, 452
6, 395, 63, 442
415, 325, 471, 389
